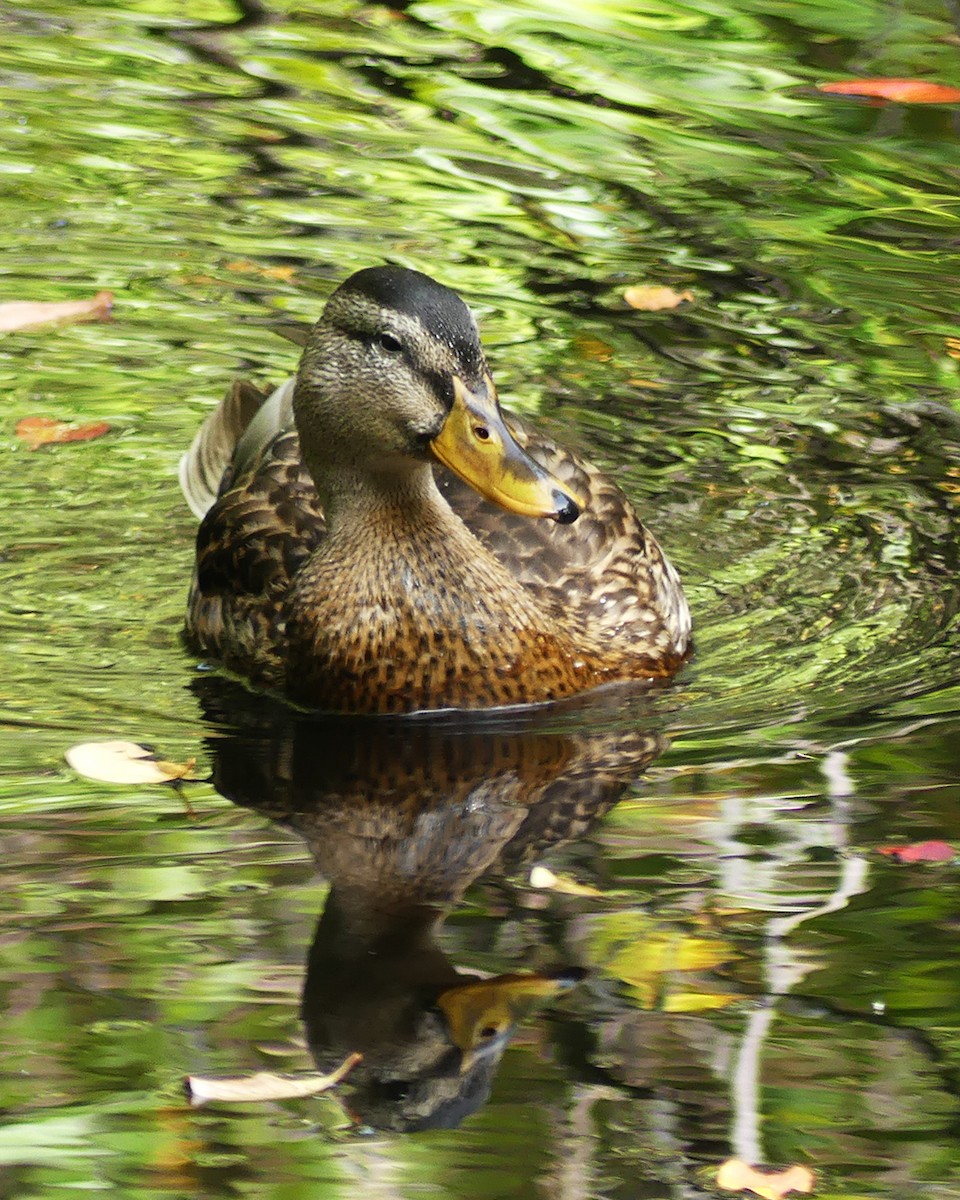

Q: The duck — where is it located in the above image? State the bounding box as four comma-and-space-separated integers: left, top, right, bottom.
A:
179, 265, 690, 714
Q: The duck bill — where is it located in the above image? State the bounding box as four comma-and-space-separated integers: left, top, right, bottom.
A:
430, 377, 582, 524
437, 970, 585, 1073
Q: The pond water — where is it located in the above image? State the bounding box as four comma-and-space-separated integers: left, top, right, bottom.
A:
2, 0, 959, 1196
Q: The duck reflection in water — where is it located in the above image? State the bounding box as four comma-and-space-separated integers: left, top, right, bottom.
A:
197, 678, 666, 1131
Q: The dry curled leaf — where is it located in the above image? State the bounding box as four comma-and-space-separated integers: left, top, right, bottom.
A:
0, 290, 113, 333
818, 78, 960, 103
624, 284, 694, 311
186, 1052, 362, 1106
876, 839, 955, 864
716, 1158, 815, 1200
16, 416, 111, 449
65, 740, 196, 786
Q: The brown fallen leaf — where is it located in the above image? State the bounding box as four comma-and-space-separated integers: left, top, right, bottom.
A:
624, 284, 694, 311
16, 416, 111, 450
876, 839, 955, 864
185, 1052, 362, 1106
716, 1158, 815, 1200
65, 740, 197, 786
817, 78, 960, 103
0, 290, 113, 333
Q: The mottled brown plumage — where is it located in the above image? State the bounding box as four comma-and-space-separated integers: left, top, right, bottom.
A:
180, 266, 690, 713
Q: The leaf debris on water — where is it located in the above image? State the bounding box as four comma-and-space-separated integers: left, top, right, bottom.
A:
16, 416, 111, 449
185, 1052, 362, 1106
623, 284, 694, 311
65, 740, 197, 786
716, 1158, 815, 1199
876, 839, 955, 863
817, 78, 960, 103
529, 865, 603, 896
0, 290, 113, 333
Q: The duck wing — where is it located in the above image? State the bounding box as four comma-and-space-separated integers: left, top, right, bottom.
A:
181, 381, 324, 670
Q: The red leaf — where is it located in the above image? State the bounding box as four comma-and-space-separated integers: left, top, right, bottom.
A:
818, 78, 960, 103
876, 840, 956, 863
15, 416, 111, 450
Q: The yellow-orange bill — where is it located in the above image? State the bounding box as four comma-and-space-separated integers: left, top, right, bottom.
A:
430, 377, 582, 523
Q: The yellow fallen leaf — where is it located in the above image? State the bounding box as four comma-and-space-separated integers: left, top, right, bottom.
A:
0, 291, 113, 333
65, 740, 196, 786
185, 1052, 362, 1105
262, 265, 297, 282
945, 336, 960, 359
623, 284, 694, 311
529, 865, 603, 896
223, 260, 295, 282
716, 1158, 815, 1200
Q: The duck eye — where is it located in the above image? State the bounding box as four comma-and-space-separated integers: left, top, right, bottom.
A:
473, 425, 490, 441
378, 332, 403, 353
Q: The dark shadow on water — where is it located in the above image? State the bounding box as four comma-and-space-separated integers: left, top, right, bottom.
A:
194, 675, 667, 1130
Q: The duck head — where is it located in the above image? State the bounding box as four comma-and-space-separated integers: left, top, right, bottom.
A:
293, 265, 581, 523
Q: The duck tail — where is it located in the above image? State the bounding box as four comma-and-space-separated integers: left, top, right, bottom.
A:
178, 379, 268, 519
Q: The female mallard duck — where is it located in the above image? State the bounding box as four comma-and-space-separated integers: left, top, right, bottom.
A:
180, 266, 690, 714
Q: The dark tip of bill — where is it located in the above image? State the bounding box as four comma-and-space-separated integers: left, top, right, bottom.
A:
553, 491, 580, 524
545, 966, 589, 987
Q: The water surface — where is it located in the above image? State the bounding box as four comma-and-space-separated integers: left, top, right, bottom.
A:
1, 1, 959, 1197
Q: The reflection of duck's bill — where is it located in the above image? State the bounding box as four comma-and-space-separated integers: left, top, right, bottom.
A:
437, 968, 587, 1073
431, 376, 583, 524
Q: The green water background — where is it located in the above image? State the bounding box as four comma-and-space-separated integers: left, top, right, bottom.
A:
1, 1, 959, 1196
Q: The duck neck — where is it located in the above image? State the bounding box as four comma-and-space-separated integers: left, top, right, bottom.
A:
313, 459, 457, 544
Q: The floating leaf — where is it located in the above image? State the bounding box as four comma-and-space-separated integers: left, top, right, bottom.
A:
185, 1052, 362, 1106
15, 416, 111, 449
224, 259, 297, 282
65, 740, 197, 786
818, 78, 960, 103
0, 290, 113, 333
529, 865, 603, 896
624, 284, 694, 311
716, 1158, 815, 1199
572, 334, 614, 361
876, 840, 955, 863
